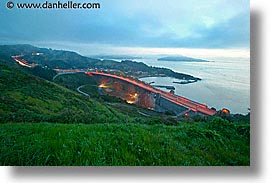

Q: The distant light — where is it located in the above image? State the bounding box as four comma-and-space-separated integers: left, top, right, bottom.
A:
99, 84, 105, 88
126, 100, 135, 104
221, 108, 230, 115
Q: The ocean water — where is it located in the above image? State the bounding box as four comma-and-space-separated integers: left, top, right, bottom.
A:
137, 57, 250, 114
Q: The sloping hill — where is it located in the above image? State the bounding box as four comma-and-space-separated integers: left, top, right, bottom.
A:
0, 120, 250, 166
0, 44, 200, 80
0, 44, 99, 69
0, 53, 250, 166
0, 44, 40, 56
0, 59, 128, 124
158, 56, 208, 62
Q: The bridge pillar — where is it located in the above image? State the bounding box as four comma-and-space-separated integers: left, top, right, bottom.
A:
114, 81, 122, 92
154, 94, 191, 115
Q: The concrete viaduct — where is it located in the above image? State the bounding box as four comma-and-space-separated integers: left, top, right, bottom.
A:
85, 71, 216, 116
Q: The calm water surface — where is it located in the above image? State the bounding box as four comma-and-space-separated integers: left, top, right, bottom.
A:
137, 57, 250, 114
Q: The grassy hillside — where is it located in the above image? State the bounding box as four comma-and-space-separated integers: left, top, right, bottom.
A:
0, 49, 250, 166
53, 73, 182, 120
0, 59, 130, 124
54, 72, 98, 90
0, 118, 249, 166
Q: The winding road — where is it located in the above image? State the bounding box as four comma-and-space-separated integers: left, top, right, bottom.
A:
76, 85, 90, 98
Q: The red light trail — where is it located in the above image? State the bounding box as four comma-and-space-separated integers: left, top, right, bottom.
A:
85, 71, 216, 116
11, 55, 217, 116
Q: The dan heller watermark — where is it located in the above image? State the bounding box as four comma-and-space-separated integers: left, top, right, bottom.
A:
6, 1, 101, 9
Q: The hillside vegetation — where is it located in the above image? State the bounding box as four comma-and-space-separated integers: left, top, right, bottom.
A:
0, 59, 129, 124
0, 118, 249, 166
0, 44, 200, 80
0, 46, 250, 166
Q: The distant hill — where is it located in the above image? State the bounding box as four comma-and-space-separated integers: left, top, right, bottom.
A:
158, 56, 209, 62
88, 55, 142, 60
0, 44, 100, 69
0, 44, 201, 81
0, 47, 250, 166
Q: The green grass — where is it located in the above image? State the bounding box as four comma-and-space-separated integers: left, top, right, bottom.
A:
0, 118, 250, 166
0, 60, 137, 124
0, 57, 250, 166
54, 72, 98, 89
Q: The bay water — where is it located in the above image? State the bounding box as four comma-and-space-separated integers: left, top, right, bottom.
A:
137, 57, 250, 114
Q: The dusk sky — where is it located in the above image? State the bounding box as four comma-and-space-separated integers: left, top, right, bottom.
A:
0, 0, 250, 57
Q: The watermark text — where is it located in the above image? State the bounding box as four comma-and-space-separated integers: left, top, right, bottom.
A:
6, 1, 100, 10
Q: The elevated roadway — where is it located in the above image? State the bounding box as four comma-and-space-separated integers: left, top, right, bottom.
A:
12, 55, 216, 116
85, 71, 217, 116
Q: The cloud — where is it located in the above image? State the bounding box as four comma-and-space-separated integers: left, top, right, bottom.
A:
170, 12, 250, 48
0, 0, 250, 49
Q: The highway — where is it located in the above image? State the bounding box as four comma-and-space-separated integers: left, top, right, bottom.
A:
11, 55, 216, 116
85, 71, 217, 116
